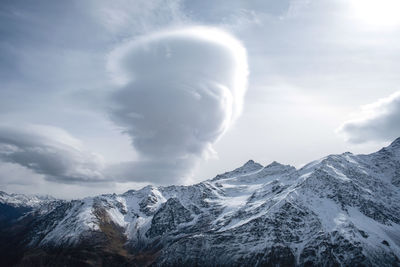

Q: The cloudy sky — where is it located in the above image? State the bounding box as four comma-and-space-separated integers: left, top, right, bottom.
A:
1, 0, 399, 198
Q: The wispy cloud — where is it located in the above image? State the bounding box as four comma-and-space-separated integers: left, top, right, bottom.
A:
86, 0, 187, 36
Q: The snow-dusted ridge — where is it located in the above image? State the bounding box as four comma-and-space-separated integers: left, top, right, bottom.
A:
0, 191, 55, 208
1, 138, 400, 266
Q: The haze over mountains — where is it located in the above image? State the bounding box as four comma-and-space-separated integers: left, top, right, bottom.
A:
1, 137, 400, 266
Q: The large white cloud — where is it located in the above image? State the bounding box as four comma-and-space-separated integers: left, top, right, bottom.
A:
107, 26, 248, 183
337, 91, 400, 143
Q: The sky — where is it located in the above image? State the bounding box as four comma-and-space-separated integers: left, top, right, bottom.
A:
0, 0, 399, 198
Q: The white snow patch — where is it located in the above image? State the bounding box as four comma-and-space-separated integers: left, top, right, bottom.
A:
107, 207, 127, 227
326, 165, 350, 182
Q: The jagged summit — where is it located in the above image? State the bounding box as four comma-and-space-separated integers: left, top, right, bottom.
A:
264, 160, 295, 170
265, 160, 283, 167
370, 137, 400, 163
240, 159, 263, 170
388, 136, 400, 149
212, 159, 263, 181
259, 161, 296, 177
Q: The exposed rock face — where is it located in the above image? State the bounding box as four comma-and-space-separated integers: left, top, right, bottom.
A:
1, 138, 400, 266
147, 198, 193, 238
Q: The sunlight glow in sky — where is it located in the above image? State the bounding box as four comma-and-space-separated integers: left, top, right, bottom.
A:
350, 0, 400, 27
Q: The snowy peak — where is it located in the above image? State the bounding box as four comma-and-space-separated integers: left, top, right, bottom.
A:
232, 159, 264, 174
386, 136, 400, 158
212, 160, 263, 180
263, 161, 296, 173
242, 159, 262, 168
373, 137, 400, 158
0, 190, 55, 208
265, 161, 285, 168
389, 136, 400, 149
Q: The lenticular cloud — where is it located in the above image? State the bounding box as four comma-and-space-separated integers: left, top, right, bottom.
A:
107, 27, 248, 183
0, 124, 105, 183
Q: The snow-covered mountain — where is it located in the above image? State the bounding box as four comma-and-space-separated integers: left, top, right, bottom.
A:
1, 138, 400, 266
0, 191, 55, 208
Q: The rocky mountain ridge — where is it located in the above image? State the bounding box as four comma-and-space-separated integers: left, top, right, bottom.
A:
1, 138, 400, 266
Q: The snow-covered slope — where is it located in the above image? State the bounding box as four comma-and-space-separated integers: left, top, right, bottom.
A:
1, 138, 400, 266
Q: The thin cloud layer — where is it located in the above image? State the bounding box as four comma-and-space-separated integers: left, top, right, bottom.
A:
0, 125, 105, 183
107, 27, 248, 183
337, 91, 400, 143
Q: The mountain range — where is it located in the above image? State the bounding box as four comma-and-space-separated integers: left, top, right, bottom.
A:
1, 138, 400, 266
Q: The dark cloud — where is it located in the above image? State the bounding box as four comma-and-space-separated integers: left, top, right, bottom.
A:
107, 27, 248, 183
337, 91, 400, 143
0, 125, 105, 183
